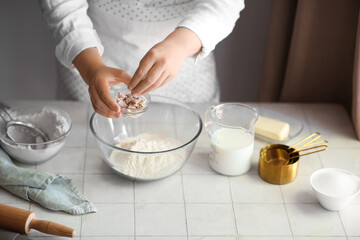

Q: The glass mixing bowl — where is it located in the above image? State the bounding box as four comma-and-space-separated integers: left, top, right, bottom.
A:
0, 105, 72, 164
90, 95, 203, 181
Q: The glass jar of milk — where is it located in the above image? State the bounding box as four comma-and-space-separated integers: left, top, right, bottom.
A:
205, 103, 258, 176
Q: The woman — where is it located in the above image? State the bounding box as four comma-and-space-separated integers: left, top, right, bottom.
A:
39, 0, 245, 118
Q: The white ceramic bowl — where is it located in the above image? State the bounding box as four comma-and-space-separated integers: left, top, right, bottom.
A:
0, 105, 72, 164
310, 168, 360, 211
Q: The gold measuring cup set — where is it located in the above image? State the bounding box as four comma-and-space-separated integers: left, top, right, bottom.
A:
258, 132, 328, 184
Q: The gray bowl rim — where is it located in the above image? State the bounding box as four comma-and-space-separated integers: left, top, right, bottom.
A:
90, 95, 203, 154
0, 105, 72, 146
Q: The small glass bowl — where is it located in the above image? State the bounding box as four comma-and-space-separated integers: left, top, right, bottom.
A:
115, 86, 151, 118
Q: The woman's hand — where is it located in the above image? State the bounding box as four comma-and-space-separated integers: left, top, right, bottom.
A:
86, 65, 131, 118
73, 48, 131, 118
128, 27, 202, 96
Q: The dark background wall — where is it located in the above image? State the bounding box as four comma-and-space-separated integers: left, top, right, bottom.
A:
0, 0, 271, 102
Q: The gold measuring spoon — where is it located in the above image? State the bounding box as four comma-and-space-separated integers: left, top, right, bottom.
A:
287, 132, 328, 164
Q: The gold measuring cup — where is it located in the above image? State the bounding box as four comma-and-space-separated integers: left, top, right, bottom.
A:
258, 132, 328, 184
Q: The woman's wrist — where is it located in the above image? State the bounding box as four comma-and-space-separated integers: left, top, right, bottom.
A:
73, 47, 106, 85
164, 27, 202, 58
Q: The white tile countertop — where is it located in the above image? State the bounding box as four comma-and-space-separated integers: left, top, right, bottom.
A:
1, 101, 360, 240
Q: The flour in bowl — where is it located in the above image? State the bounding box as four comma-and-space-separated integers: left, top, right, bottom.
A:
15, 107, 69, 141
109, 133, 185, 179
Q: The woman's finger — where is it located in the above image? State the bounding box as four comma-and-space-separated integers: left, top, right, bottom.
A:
131, 62, 164, 95
128, 54, 155, 91
95, 80, 121, 113
109, 68, 132, 86
160, 75, 173, 87
89, 86, 121, 118
139, 71, 168, 95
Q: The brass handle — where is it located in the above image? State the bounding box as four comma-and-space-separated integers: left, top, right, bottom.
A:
289, 132, 322, 152
288, 141, 328, 164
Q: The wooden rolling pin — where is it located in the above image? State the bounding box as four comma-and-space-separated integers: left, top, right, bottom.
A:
0, 204, 75, 238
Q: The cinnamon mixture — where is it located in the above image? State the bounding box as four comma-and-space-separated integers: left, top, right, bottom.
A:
116, 92, 146, 109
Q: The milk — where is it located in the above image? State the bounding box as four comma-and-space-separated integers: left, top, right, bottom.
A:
210, 128, 254, 176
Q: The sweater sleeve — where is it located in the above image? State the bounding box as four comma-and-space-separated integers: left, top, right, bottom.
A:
177, 0, 245, 62
39, 0, 104, 68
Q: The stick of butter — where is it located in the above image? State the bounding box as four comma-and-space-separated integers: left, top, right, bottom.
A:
255, 116, 290, 141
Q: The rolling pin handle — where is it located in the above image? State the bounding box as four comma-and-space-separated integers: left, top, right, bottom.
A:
29, 219, 75, 238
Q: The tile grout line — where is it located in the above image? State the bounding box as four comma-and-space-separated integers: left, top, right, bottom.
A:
80, 105, 90, 237
228, 177, 239, 236
134, 180, 136, 240
180, 173, 190, 240
80, 201, 344, 205
280, 184, 295, 239
78, 234, 305, 238
173, 107, 189, 240
337, 210, 349, 239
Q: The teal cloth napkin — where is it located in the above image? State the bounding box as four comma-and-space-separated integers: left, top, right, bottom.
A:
0, 148, 97, 215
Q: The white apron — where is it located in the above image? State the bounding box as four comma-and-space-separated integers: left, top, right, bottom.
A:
56, 0, 219, 103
